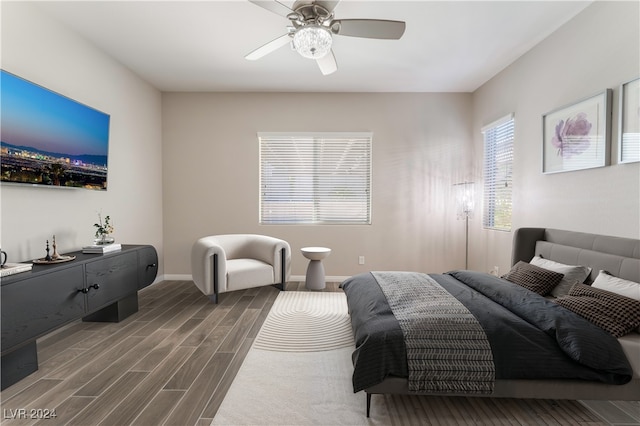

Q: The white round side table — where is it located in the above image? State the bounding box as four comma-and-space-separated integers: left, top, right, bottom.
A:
301, 247, 331, 290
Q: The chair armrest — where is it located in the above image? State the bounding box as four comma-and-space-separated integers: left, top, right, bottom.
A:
243, 235, 291, 284
271, 239, 291, 284
191, 237, 228, 295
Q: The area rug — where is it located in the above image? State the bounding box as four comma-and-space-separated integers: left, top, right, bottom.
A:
212, 291, 607, 426
253, 291, 354, 352
212, 291, 392, 425
211, 346, 393, 425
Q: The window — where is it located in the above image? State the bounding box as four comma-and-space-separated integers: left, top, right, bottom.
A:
259, 132, 372, 225
482, 114, 514, 231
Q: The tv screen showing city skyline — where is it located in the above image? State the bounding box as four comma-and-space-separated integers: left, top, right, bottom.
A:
1, 70, 110, 190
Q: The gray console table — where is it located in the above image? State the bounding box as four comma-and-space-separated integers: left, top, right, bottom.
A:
0, 244, 158, 390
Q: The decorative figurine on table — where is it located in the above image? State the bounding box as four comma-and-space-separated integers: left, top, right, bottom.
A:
51, 235, 60, 260
33, 237, 75, 264
44, 239, 52, 261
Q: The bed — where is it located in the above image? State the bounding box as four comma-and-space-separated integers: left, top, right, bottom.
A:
341, 228, 640, 417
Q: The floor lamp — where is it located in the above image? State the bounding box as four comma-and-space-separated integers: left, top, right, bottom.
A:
454, 182, 474, 269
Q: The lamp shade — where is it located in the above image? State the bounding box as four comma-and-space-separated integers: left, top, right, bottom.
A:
454, 182, 475, 219
293, 25, 333, 59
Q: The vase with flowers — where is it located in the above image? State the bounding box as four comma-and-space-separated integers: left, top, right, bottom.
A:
94, 213, 115, 245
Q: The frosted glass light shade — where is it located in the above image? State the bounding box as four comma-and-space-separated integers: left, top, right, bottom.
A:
293, 25, 332, 59
455, 181, 475, 219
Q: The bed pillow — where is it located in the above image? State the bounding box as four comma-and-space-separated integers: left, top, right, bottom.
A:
501, 261, 564, 295
555, 283, 640, 337
592, 270, 640, 333
530, 256, 592, 297
592, 270, 640, 300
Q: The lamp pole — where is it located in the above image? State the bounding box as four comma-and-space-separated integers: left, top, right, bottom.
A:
465, 210, 469, 269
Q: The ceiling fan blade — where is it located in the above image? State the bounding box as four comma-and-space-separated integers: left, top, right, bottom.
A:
315, 1, 341, 13
332, 19, 406, 39
316, 49, 337, 75
245, 34, 291, 60
248, 0, 294, 18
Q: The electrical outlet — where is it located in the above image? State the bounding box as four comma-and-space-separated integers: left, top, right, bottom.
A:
358, 256, 365, 265
490, 266, 500, 276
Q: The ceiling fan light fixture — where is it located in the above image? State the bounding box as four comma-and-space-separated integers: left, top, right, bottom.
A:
293, 25, 332, 59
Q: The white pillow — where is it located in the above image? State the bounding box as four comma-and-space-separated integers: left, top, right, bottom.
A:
530, 256, 592, 297
592, 270, 640, 301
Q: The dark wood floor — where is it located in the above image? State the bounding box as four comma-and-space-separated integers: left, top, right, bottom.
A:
0, 281, 339, 425
1, 280, 637, 425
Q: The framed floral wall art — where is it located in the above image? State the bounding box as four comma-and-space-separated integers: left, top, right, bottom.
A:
618, 77, 640, 164
542, 89, 612, 174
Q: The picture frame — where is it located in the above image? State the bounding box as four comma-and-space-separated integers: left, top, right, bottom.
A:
542, 89, 612, 174
618, 77, 640, 164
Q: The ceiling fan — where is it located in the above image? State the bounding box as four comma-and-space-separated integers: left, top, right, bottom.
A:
245, 0, 406, 75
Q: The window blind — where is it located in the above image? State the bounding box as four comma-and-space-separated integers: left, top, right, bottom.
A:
259, 133, 372, 224
482, 115, 514, 231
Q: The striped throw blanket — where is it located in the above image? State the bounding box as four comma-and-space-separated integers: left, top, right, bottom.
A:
372, 271, 495, 393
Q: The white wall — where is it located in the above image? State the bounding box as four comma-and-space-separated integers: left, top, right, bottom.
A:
162, 92, 473, 278
3, 1, 636, 282
0, 3, 164, 274
470, 1, 640, 275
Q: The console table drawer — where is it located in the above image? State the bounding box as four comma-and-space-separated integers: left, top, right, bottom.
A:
1, 266, 85, 352
85, 252, 138, 312
138, 245, 158, 289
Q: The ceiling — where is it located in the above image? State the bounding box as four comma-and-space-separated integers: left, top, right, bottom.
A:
34, 1, 592, 93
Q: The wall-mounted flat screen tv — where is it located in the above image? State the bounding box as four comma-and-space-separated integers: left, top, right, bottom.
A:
1, 70, 110, 190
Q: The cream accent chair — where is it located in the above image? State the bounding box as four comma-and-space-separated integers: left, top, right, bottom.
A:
191, 234, 291, 303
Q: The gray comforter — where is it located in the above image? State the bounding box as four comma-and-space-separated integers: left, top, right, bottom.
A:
341, 270, 633, 393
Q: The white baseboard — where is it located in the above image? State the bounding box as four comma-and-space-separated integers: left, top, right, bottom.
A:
290, 275, 350, 283
158, 274, 350, 283
163, 274, 193, 281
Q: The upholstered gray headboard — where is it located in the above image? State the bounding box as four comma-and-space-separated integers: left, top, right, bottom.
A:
512, 228, 640, 284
